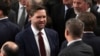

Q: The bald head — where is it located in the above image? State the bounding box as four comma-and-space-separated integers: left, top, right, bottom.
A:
0, 41, 19, 56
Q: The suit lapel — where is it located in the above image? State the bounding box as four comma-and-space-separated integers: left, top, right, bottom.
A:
16, 3, 19, 20
27, 27, 40, 56
44, 28, 53, 56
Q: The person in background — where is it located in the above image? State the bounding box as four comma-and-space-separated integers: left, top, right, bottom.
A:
11, 0, 31, 29
77, 12, 100, 56
0, 41, 19, 56
50, 0, 74, 46
0, 1, 20, 48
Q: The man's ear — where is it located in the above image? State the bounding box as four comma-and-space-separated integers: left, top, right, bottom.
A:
65, 29, 69, 38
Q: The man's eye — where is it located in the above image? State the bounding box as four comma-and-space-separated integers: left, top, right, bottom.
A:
37, 16, 41, 18
43, 16, 46, 18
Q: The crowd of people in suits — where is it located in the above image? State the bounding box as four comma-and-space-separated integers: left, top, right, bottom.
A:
0, 0, 100, 56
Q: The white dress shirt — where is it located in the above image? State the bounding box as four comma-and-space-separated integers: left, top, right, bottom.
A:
67, 39, 82, 46
17, 2, 27, 24
0, 17, 8, 20
97, 4, 100, 13
64, 5, 69, 18
31, 25, 50, 56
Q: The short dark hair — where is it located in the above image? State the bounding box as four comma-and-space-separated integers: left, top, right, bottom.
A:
65, 18, 84, 38
0, 2, 10, 16
3, 44, 19, 56
29, 5, 46, 16
77, 12, 96, 31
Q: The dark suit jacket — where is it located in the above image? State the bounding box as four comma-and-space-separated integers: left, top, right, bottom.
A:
82, 33, 100, 56
91, 5, 100, 36
50, 4, 75, 45
91, 5, 100, 26
0, 19, 20, 48
58, 41, 94, 56
61, 33, 100, 56
15, 26, 59, 56
8, 9, 17, 24
11, 2, 29, 27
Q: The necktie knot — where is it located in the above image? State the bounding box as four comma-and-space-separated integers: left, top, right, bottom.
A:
38, 32, 42, 35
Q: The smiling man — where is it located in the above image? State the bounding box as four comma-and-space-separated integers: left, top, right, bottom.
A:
15, 5, 59, 56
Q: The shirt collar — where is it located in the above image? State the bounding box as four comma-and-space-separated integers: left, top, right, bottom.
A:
19, 2, 26, 9
67, 38, 82, 46
0, 17, 8, 20
86, 8, 90, 12
31, 25, 44, 36
65, 5, 68, 11
83, 31, 94, 33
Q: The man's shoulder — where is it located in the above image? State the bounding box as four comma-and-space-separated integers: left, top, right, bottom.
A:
45, 28, 58, 33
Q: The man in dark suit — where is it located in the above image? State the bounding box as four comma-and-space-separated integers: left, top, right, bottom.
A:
15, 5, 59, 56
91, 0, 100, 36
11, 0, 31, 29
0, 2, 20, 48
58, 18, 94, 56
50, 0, 74, 46
77, 12, 100, 56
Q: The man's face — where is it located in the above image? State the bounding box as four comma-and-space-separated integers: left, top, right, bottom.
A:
19, 0, 27, 6
73, 0, 88, 13
63, 0, 73, 5
30, 9, 47, 30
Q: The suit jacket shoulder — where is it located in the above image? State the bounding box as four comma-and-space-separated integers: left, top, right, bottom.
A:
58, 41, 94, 56
83, 33, 100, 56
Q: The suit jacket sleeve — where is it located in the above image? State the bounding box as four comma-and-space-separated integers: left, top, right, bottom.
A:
15, 33, 25, 56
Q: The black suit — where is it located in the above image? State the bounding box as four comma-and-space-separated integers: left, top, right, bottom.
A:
91, 5, 100, 26
82, 33, 100, 56
58, 41, 94, 56
15, 26, 59, 56
61, 33, 100, 56
11, 2, 29, 27
8, 9, 17, 24
90, 5, 100, 36
50, 4, 75, 45
0, 19, 20, 48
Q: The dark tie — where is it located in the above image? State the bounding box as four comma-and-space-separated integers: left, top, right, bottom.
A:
18, 7, 26, 28
38, 32, 46, 56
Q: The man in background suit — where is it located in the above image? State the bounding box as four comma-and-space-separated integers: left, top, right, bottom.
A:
58, 18, 94, 56
11, 0, 31, 29
0, 2, 20, 48
77, 12, 100, 56
51, 0, 74, 46
72, 0, 93, 17
15, 5, 59, 56
0, 41, 19, 56
91, 0, 100, 36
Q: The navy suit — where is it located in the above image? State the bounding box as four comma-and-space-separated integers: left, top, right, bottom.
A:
15, 26, 59, 56
11, 2, 29, 27
0, 19, 20, 48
